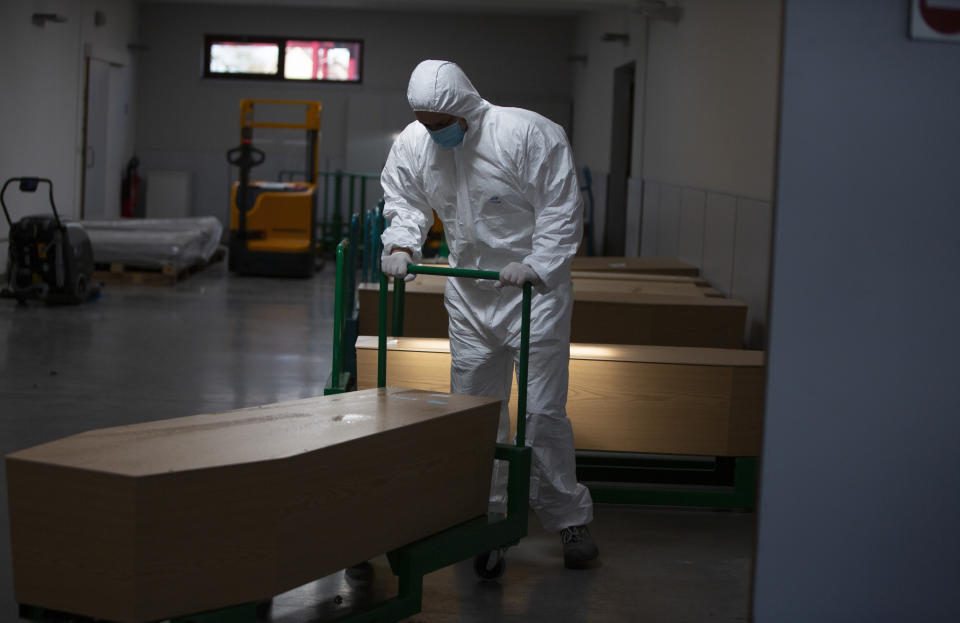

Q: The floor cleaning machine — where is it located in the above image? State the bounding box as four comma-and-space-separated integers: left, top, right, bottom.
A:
1, 177, 100, 305
227, 99, 322, 278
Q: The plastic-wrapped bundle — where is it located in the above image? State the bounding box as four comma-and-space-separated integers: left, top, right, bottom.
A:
79, 217, 223, 270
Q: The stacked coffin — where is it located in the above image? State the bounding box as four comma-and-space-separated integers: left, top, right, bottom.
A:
356, 257, 764, 457
358, 271, 748, 349
356, 338, 764, 456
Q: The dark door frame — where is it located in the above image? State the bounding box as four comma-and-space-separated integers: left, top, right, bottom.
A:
604, 61, 636, 256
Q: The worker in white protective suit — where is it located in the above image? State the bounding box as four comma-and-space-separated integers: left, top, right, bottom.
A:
380, 60, 598, 569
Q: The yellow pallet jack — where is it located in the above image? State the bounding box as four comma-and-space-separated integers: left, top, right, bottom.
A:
227, 99, 321, 277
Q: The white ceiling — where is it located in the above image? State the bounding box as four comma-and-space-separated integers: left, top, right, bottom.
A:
139, 0, 645, 17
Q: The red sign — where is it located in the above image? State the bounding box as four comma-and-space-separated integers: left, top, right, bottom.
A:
911, 0, 960, 41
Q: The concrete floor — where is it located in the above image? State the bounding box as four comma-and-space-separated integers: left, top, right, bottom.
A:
0, 261, 755, 622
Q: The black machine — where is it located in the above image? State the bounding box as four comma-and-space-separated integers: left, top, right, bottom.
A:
1, 177, 100, 305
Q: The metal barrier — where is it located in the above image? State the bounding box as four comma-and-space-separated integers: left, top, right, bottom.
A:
318, 170, 381, 251
323, 214, 363, 395
323, 197, 387, 395
360, 202, 385, 283
324, 238, 351, 395
356, 200, 456, 284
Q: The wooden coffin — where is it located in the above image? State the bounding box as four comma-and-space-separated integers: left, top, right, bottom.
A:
571, 277, 710, 297
570, 256, 700, 276
570, 272, 721, 297
5, 388, 500, 623
569, 270, 709, 286
356, 337, 765, 457
570, 291, 746, 348
357, 280, 747, 349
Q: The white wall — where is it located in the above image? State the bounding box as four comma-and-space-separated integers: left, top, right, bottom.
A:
754, 1, 960, 620
0, 0, 138, 271
643, 0, 781, 199
570, 9, 648, 256
571, 10, 649, 174
135, 2, 575, 225
641, 182, 772, 347
571, 0, 780, 347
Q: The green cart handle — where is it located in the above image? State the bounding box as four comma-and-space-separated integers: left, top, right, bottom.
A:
377, 265, 532, 447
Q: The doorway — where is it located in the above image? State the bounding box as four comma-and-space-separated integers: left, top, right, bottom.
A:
603, 62, 636, 257
82, 56, 129, 220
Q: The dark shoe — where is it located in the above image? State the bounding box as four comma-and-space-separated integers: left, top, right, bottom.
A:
560, 524, 599, 569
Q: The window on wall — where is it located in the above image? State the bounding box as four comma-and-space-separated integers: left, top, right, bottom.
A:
204, 35, 363, 83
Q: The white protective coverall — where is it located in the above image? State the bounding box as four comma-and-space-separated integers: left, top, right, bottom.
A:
380, 60, 593, 533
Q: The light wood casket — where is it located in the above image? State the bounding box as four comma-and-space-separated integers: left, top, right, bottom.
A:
569, 270, 708, 286
357, 278, 746, 349
6, 388, 500, 623
356, 337, 765, 457
570, 256, 700, 276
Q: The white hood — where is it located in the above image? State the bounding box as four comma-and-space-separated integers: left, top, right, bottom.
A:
406, 60, 490, 127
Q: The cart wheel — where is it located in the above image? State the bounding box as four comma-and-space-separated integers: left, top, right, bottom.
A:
473, 549, 507, 580
71, 273, 87, 301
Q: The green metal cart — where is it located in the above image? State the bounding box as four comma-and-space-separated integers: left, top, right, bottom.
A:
320, 263, 535, 622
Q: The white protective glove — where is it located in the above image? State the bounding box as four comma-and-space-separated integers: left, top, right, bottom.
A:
496, 262, 542, 288
381, 250, 416, 282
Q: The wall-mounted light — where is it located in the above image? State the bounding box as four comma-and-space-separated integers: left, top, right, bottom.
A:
32, 13, 67, 27
601, 33, 630, 44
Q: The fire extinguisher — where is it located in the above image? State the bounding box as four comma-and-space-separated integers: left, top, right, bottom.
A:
121, 156, 141, 218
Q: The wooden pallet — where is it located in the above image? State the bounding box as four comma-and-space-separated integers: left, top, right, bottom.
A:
93, 247, 226, 286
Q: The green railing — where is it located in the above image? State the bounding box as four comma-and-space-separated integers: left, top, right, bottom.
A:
323, 238, 352, 395
323, 215, 363, 395
322, 200, 385, 395
318, 170, 380, 251
361, 202, 385, 284
356, 199, 449, 285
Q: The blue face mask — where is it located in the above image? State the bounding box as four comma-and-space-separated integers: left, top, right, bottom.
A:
428, 122, 466, 148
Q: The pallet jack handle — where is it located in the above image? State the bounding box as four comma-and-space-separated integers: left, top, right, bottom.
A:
377, 264, 532, 447
226, 128, 266, 241
1, 177, 61, 229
